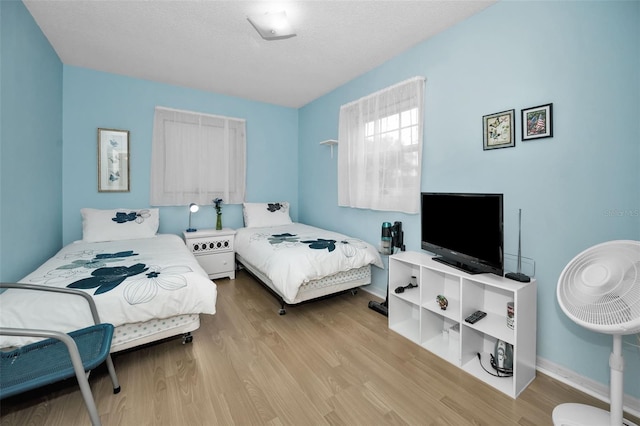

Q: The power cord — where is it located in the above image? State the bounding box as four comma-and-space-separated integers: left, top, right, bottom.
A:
394, 282, 418, 294
476, 352, 513, 378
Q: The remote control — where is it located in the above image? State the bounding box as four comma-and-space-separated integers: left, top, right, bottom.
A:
464, 310, 487, 324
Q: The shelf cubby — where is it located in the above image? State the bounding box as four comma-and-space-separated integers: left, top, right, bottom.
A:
388, 293, 420, 342
420, 309, 460, 364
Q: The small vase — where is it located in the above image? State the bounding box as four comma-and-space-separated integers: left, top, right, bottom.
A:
216, 214, 222, 230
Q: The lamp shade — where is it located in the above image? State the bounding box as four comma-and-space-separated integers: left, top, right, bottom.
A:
247, 11, 296, 40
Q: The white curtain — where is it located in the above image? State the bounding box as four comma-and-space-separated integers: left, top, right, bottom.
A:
338, 76, 425, 214
150, 107, 246, 206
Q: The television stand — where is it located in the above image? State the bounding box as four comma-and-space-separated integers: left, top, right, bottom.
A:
432, 256, 483, 275
388, 251, 537, 398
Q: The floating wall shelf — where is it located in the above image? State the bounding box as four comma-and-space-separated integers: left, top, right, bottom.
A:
320, 139, 338, 158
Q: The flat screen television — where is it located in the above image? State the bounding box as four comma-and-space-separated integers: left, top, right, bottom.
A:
421, 192, 504, 276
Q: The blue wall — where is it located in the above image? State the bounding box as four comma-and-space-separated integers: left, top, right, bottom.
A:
0, 0, 63, 281
299, 0, 640, 401
61, 67, 299, 244
1, 0, 639, 404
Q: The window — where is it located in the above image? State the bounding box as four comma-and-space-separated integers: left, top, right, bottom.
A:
338, 77, 425, 213
150, 107, 246, 206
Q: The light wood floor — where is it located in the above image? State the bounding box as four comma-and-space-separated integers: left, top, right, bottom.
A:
2, 270, 638, 425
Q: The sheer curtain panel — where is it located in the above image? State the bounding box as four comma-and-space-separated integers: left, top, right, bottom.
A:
337, 77, 425, 214
150, 107, 246, 206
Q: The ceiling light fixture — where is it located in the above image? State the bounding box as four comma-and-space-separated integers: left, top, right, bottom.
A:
247, 11, 296, 41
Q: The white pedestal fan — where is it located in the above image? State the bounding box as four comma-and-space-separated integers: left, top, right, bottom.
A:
553, 240, 640, 426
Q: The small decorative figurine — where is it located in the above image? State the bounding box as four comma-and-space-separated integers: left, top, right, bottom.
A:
436, 295, 448, 310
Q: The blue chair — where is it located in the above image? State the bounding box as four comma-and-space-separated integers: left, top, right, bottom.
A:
0, 283, 121, 426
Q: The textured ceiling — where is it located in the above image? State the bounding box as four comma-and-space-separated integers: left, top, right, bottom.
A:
23, 0, 496, 108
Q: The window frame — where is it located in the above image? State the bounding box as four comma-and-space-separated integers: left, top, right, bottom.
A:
338, 77, 425, 214
150, 106, 246, 206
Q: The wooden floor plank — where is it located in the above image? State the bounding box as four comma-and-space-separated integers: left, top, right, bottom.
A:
2, 269, 639, 425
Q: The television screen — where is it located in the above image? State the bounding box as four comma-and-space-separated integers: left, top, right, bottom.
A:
421, 192, 503, 275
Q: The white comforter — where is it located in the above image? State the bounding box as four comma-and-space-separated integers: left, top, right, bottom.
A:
235, 223, 383, 302
0, 234, 216, 348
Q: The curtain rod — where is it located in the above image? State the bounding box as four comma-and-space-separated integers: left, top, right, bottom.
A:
154, 106, 246, 122
340, 76, 426, 109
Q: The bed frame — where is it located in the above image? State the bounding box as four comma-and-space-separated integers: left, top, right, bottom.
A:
236, 253, 371, 315
110, 314, 200, 352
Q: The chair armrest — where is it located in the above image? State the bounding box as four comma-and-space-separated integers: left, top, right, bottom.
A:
0, 283, 102, 325
0, 326, 78, 343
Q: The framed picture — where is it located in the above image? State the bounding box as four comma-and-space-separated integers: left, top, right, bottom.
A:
483, 109, 515, 150
521, 103, 553, 140
98, 128, 130, 192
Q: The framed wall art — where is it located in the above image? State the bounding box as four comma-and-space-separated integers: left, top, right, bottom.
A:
483, 109, 515, 150
98, 128, 130, 192
521, 103, 553, 141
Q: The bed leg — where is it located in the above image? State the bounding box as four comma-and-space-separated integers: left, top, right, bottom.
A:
182, 332, 193, 344
350, 289, 358, 295
279, 301, 286, 315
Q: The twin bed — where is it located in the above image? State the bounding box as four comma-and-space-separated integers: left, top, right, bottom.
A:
0, 208, 216, 353
236, 202, 383, 314
0, 203, 383, 353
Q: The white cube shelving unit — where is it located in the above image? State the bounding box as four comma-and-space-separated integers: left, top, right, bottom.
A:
388, 251, 537, 398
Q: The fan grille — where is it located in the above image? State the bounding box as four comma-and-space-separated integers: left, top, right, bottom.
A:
557, 240, 640, 334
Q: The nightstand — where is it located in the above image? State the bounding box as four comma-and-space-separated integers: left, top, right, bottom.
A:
183, 228, 236, 280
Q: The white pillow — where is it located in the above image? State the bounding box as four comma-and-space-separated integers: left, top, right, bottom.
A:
243, 202, 293, 228
81, 208, 160, 242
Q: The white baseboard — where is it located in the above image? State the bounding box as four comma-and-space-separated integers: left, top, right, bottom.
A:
536, 357, 640, 418
361, 286, 640, 419
360, 285, 385, 300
